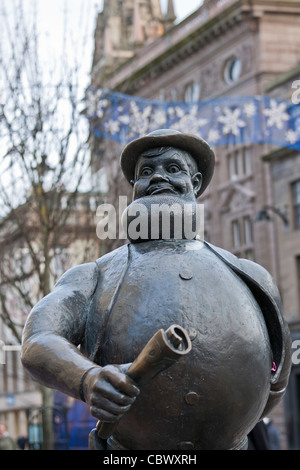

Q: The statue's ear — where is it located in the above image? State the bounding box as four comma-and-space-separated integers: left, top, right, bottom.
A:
192, 172, 202, 196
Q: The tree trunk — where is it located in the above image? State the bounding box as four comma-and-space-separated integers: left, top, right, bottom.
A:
41, 386, 54, 450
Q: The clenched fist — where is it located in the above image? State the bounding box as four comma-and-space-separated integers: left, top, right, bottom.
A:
81, 364, 140, 424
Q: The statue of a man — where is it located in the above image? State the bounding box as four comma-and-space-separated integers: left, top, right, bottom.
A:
21, 129, 291, 450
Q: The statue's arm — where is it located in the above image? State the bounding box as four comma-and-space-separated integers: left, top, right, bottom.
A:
21, 262, 100, 400
21, 261, 139, 422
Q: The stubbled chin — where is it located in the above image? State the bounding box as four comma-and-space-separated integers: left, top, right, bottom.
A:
134, 194, 195, 205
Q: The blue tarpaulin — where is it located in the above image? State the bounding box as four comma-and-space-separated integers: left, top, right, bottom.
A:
54, 391, 97, 450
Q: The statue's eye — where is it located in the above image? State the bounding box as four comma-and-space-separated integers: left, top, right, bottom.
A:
140, 167, 153, 177
167, 164, 181, 174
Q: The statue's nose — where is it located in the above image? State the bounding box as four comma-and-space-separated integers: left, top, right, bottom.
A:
150, 170, 169, 183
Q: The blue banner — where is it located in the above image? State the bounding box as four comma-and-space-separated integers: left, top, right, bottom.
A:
85, 87, 300, 150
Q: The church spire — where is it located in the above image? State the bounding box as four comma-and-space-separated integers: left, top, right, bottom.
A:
164, 0, 176, 30
133, 1, 145, 44
166, 0, 176, 22
91, 0, 166, 84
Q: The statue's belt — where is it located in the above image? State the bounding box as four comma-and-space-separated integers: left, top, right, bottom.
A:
106, 434, 249, 451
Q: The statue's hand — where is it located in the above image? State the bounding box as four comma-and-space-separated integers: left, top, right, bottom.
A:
82, 364, 140, 424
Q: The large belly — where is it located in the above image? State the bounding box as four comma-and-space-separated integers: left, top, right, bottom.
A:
97, 241, 271, 450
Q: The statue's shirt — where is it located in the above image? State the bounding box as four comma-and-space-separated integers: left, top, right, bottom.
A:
87, 240, 271, 450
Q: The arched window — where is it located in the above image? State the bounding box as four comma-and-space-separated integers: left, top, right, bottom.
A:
224, 57, 242, 84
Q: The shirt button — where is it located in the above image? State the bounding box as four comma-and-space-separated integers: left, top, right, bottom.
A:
185, 391, 200, 405
179, 269, 193, 280
179, 441, 194, 450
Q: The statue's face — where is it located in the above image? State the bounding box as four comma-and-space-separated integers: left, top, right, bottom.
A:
132, 148, 202, 201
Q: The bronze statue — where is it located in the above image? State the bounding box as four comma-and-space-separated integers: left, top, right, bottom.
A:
21, 129, 291, 450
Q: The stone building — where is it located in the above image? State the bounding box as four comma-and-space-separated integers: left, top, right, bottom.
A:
261, 63, 300, 449
89, 0, 300, 448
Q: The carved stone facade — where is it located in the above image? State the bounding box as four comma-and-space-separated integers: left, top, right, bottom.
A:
91, 0, 300, 448
262, 63, 300, 449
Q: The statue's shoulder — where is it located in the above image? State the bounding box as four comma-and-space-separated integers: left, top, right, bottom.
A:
95, 243, 129, 270
54, 261, 100, 297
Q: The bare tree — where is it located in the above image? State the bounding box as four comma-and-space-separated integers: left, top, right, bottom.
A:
0, 0, 100, 449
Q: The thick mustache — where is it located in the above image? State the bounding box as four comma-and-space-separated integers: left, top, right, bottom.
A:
146, 183, 178, 195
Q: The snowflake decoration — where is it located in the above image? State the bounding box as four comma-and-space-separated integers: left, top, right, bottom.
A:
285, 129, 299, 145
105, 119, 120, 135
263, 99, 289, 129
207, 129, 220, 143
171, 105, 208, 134
150, 108, 167, 128
85, 89, 108, 118
119, 114, 130, 125
126, 102, 153, 139
86, 87, 300, 151
218, 107, 246, 136
85, 91, 96, 117
174, 106, 185, 118
243, 102, 256, 118
95, 88, 105, 99
96, 99, 109, 118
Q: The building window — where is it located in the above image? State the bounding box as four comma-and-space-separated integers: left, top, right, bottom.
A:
297, 256, 300, 313
224, 57, 242, 84
244, 215, 253, 245
184, 82, 200, 103
228, 152, 237, 179
232, 220, 241, 248
227, 147, 252, 180
292, 180, 300, 229
231, 216, 254, 259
